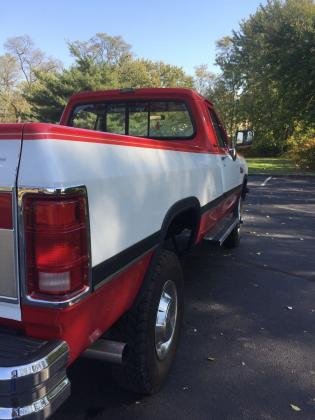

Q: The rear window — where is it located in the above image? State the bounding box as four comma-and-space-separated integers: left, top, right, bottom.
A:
70, 101, 194, 139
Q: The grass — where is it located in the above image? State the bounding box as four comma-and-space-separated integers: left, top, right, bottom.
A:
246, 157, 315, 175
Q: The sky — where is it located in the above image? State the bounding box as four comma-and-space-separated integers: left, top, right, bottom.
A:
0, 0, 267, 76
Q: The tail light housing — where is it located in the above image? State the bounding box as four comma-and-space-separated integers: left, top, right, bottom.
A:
23, 190, 90, 302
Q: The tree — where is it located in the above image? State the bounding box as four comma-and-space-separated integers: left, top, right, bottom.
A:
27, 34, 193, 123
5, 35, 61, 87
193, 64, 216, 96
0, 53, 30, 122
215, 0, 315, 155
0, 35, 61, 122
68, 32, 132, 68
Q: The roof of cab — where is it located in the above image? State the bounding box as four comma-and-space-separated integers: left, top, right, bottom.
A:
68, 87, 208, 103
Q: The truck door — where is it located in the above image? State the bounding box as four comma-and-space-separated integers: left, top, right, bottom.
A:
207, 108, 241, 194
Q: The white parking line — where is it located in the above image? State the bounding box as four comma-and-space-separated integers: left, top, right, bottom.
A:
274, 205, 314, 214
261, 176, 272, 186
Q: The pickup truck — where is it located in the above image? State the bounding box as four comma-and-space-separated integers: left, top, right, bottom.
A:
0, 88, 252, 419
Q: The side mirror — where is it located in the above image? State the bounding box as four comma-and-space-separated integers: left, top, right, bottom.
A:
235, 129, 254, 148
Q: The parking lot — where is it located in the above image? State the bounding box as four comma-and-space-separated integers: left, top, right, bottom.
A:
53, 175, 315, 420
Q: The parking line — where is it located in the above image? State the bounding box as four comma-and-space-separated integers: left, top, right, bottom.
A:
261, 176, 272, 186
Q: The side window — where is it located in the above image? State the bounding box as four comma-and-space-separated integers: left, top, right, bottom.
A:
149, 102, 194, 138
70, 104, 100, 130
208, 108, 227, 148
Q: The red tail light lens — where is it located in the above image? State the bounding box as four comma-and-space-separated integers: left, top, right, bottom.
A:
23, 192, 90, 301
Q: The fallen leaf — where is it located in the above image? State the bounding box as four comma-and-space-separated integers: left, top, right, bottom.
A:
300, 238, 304, 241
290, 404, 301, 412
266, 215, 271, 218
182, 386, 189, 391
286, 306, 293, 310
256, 252, 261, 256
193, 328, 198, 333
135, 401, 141, 405
207, 357, 215, 362
241, 362, 246, 366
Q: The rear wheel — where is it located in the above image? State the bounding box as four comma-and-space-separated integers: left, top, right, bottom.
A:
223, 195, 243, 248
112, 249, 183, 394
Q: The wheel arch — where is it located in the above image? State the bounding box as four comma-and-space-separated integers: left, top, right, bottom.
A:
131, 197, 201, 308
160, 196, 201, 246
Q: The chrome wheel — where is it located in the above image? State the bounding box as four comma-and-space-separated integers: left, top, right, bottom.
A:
155, 280, 178, 360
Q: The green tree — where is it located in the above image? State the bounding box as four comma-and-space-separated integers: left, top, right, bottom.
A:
27, 34, 193, 123
68, 33, 132, 67
0, 35, 61, 122
215, 0, 315, 155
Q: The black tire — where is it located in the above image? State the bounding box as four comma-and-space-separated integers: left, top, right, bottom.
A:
223, 195, 243, 248
112, 249, 183, 394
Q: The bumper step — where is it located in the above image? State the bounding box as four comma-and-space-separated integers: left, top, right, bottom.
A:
0, 329, 70, 419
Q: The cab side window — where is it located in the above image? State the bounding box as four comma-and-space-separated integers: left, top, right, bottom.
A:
208, 108, 228, 149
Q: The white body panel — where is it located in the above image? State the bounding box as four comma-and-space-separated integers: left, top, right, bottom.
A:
18, 139, 244, 268
0, 140, 21, 188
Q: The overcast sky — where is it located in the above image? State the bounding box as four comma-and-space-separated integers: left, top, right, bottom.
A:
1, 0, 267, 75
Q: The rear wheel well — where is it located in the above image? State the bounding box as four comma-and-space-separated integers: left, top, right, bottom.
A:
163, 207, 200, 255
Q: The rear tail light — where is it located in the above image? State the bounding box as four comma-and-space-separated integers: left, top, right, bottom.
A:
23, 191, 90, 301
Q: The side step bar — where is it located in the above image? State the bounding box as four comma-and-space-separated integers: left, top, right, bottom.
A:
83, 339, 126, 365
204, 217, 240, 246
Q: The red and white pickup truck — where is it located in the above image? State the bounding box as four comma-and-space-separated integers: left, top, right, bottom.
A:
0, 88, 252, 419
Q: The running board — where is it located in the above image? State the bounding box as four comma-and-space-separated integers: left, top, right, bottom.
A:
203, 217, 240, 246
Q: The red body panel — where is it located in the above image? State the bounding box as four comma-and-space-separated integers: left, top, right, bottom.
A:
0, 193, 13, 229
0, 123, 24, 140
20, 250, 153, 364
196, 189, 241, 243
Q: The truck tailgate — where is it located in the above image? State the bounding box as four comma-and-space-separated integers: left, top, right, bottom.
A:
0, 124, 23, 321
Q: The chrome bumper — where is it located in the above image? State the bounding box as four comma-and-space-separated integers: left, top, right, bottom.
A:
0, 331, 70, 419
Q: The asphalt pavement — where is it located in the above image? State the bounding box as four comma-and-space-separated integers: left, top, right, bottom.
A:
53, 175, 315, 420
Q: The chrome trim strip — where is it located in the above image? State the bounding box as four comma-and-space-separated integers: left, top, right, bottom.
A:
0, 377, 70, 419
25, 286, 91, 308
0, 341, 68, 381
17, 185, 92, 308
0, 296, 18, 303
0, 186, 13, 192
